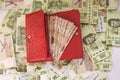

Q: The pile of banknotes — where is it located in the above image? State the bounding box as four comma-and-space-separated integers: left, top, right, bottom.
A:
49, 16, 78, 61
0, 0, 119, 80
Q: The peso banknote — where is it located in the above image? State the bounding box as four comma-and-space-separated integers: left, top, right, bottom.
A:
0, 34, 16, 69
79, 8, 89, 23
82, 25, 109, 62
106, 11, 120, 46
0, 0, 5, 10
83, 49, 94, 71
91, 5, 99, 24
107, 0, 118, 10
5, 0, 25, 9
57, 74, 70, 80
94, 46, 112, 70
1, 9, 17, 33
94, 16, 106, 32
48, 0, 70, 10
32, 0, 48, 12
98, 0, 109, 9
16, 15, 26, 52
78, 70, 108, 80
39, 69, 49, 80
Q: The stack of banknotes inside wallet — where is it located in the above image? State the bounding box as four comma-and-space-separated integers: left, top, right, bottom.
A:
26, 10, 83, 62
0, 0, 119, 79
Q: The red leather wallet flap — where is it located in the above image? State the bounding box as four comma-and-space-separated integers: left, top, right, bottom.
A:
26, 10, 48, 62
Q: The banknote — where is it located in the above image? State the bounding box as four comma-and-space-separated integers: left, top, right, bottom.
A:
48, 0, 70, 10
79, 8, 89, 23
16, 8, 31, 17
78, 70, 108, 80
70, 57, 94, 77
98, 9, 107, 17
49, 16, 77, 61
92, 0, 99, 5
98, 0, 109, 9
1, 9, 17, 33
82, 25, 109, 62
82, 0, 89, 9
16, 15, 26, 52
15, 52, 27, 72
15, 51, 45, 72
94, 16, 105, 32
23, 0, 33, 9
15, 73, 33, 80
96, 32, 106, 42
95, 60, 112, 71
70, 0, 82, 9
0, 74, 15, 80
39, 69, 49, 80
3, 68, 17, 74
106, 11, 120, 46
0, 63, 4, 74
91, 5, 98, 24
107, 0, 118, 10
0, 0, 5, 10
83, 49, 94, 71
0, 34, 16, 69
48, 67, 60, 80
78, 71, 100, 80
32, 0, 48, 12
94, 9, 107, 32
5, 0, 25, 9
57, 74, 70, 80
45, 61, 72, 77
95, 46, 112, 70
97, 70, 108, 80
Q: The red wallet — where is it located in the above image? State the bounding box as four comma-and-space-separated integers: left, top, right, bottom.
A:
26, 10, 83, 62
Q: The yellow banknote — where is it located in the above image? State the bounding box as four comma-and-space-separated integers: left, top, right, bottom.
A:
91, 5, 99, 24
0, 0, 5, 10
107, 0, 118, 10
82, 25, 109, 62
106, 11, 120, 46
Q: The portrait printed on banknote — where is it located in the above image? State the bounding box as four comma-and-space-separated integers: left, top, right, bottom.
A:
83, 33, 98, 50
108, 18, 120, 35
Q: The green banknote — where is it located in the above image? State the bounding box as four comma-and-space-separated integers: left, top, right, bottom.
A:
58, 75, 70, 80
39, 69, 49, 80
16, 15, 25, 52
82, 25, 109, 62
32, 0, 48, 12
1, 9, 17, 33
106, 11, 120, 46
